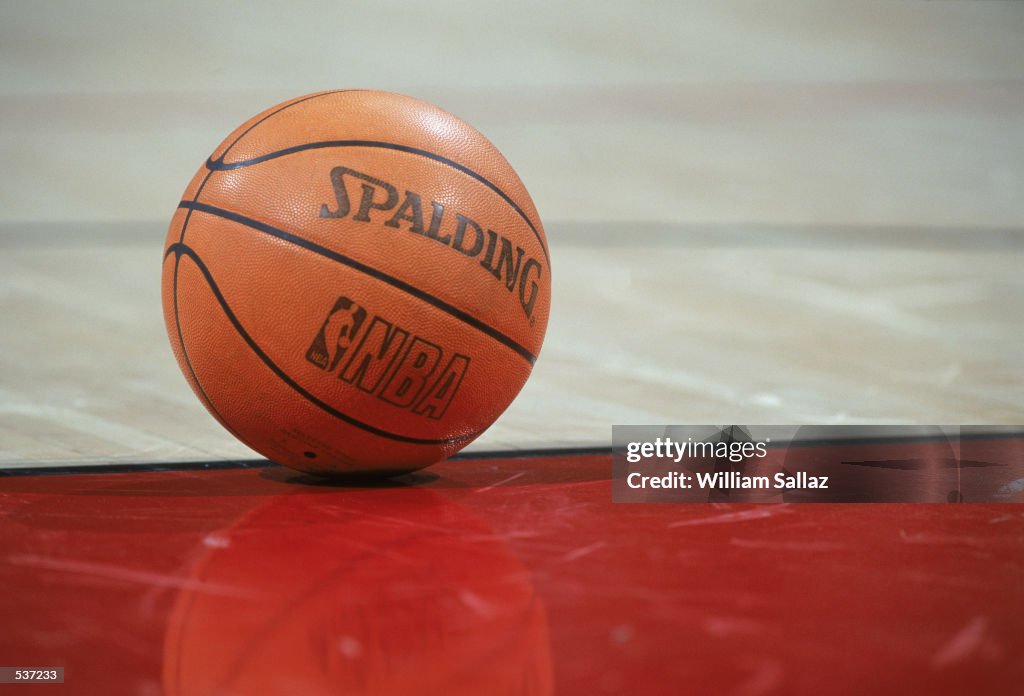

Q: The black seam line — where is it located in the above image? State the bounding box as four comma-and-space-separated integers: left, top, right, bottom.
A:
177, 171, 211, 244
176, 200, 538, 366
171, 252, 244, 443
180, 93, 348, 246
169, 92, 401, 451
166, 242, 482, 447
215, 91, 351, 166
180, 92, 351, 246
205, 139, 550, 266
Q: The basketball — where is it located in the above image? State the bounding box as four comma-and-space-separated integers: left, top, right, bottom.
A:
161, 90, 550, 476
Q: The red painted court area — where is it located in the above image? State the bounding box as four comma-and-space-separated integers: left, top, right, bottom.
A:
1, 449, 1023, 695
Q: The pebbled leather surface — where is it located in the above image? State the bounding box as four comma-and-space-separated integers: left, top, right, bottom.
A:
162, 91, 550, 475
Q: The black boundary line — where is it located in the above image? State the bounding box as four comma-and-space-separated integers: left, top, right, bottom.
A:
205, 138, 550, 266
0, 460, 276, 477
0, 447, 611, 477
769, 429, 1024, 450
178, 200, 537, 365
165, 242, 481, 447
606, 429, 1024, 452
5, 433, 1023, 478
453, 445, 610, 460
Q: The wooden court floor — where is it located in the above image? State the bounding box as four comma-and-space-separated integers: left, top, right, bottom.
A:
2, 4, 1022, 469
0, 222, 1021, 468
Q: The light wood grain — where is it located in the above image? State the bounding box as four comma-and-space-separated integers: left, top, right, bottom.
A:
0, 222, 1020, 467
1, 1, 1022, 467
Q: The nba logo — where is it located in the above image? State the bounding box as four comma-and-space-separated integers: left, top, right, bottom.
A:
306, 296, 368, 371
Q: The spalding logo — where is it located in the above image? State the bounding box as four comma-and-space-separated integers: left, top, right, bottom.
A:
307, 296, 470, 420
319, 165, 543, 320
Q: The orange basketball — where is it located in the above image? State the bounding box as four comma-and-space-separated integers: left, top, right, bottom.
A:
161, 91, 550, 476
